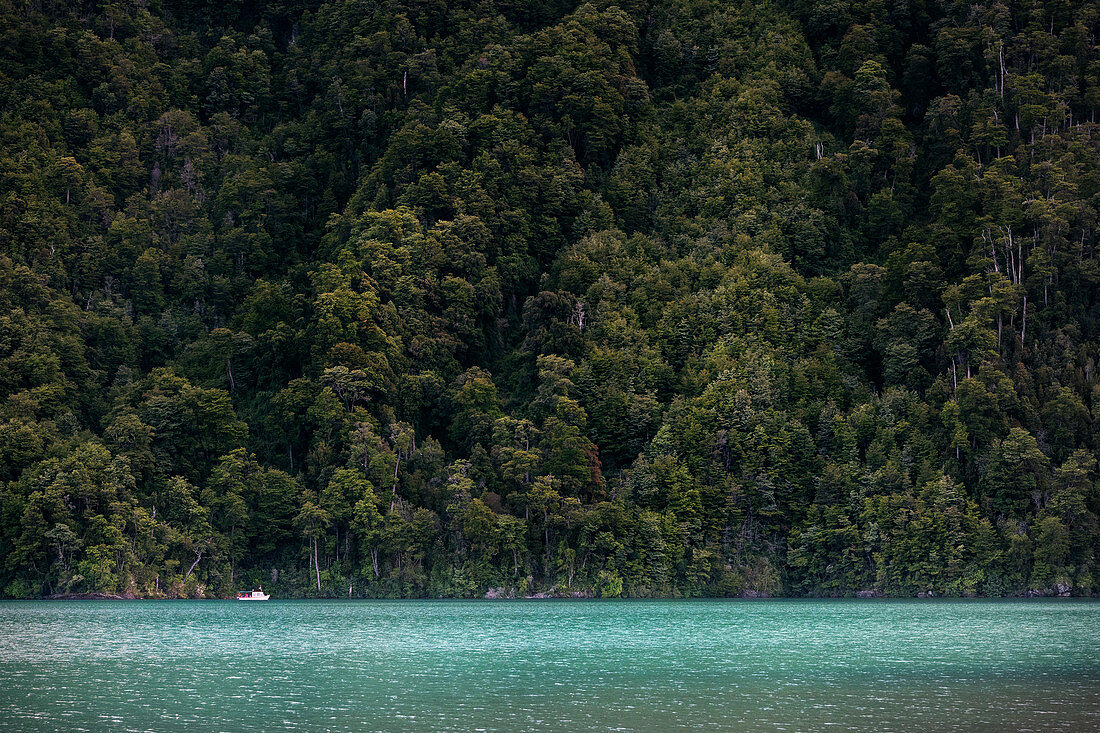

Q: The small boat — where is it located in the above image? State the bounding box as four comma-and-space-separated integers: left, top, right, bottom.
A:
236, 588, 270, 601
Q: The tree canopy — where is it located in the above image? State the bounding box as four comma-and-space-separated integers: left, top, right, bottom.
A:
2, 0, 1099, 599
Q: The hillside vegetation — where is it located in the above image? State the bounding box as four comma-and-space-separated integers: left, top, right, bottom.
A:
2, 0, 1099, 598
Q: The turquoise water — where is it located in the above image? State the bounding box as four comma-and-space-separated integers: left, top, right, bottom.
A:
1, 600, 1098, 731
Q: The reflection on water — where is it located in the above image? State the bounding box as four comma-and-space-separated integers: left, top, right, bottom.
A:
1, 599, 1098, 731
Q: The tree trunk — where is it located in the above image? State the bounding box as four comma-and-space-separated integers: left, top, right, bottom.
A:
390, 456, 400, 511
185, 549, 203, 581
1021, 296, 1027, 344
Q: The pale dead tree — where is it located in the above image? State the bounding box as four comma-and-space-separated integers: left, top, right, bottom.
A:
569, 300, 586, 331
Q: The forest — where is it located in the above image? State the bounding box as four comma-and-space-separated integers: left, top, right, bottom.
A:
1, 0, 1098, 599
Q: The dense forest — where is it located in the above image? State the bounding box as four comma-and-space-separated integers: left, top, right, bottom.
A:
1, 0, 1098, 599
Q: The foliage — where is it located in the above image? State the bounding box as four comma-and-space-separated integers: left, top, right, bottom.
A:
2, 0, 1099, 598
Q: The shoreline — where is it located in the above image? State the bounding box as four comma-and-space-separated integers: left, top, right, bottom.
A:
31, 592, 1093, 601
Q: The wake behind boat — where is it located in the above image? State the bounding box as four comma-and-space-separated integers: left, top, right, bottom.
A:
236, 588, 269, 601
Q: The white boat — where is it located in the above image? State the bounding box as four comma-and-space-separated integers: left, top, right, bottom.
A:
236, 588, 270, 601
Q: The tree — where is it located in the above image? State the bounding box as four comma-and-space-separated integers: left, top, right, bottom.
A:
294, 496, 332, 593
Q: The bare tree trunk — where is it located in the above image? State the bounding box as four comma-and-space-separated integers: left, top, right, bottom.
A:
390, 456, 400, 511
1018, 235, 1023, 285
999, 44, 1005, 100
314, 536, 321, 591
1021, 296, 1027, 344
185, 549, 203, 581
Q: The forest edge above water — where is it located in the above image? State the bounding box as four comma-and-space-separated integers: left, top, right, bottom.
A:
2, 0, 1099, 600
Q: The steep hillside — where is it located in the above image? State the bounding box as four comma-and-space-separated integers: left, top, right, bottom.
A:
2, 0, 1098, 598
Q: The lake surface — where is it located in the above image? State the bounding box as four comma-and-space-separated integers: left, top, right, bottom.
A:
1, 599, 1098, 731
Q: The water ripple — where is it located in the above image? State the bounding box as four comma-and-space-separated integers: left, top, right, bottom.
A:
0, 599, 1098, 731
